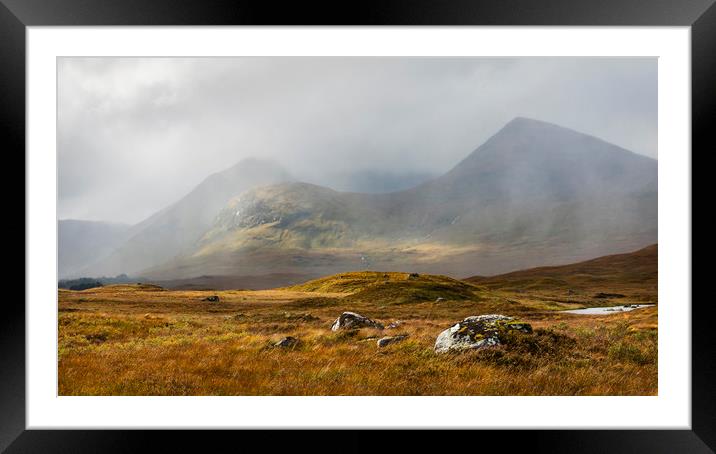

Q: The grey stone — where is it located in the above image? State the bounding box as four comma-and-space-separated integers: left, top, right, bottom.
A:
330, 311, 384, 331
377, 335, 408, 348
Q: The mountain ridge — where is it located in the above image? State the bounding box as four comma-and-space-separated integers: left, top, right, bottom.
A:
76, 158, 293, 277
140, 117, 657, 282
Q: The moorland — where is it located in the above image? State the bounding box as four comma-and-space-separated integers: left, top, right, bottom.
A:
58, 245, 657, 396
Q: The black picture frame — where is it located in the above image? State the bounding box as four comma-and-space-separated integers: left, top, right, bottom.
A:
3, 0, 710, 452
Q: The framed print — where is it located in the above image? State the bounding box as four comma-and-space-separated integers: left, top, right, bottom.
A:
5, 0, 712, 451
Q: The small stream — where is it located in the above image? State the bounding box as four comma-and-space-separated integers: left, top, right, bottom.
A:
562, 304, 655, 315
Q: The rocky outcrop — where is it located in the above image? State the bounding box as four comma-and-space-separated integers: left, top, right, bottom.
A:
434, 314, 532, 353
331, 312, 384, 331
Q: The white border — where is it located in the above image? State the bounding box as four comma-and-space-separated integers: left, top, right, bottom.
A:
27, 27, 691, 429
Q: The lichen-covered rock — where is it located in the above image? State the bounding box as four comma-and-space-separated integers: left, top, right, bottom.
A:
274, 336, 300, 348
377, 334, 408, 348
331, 312, 384, 331
434, 314, 532, 353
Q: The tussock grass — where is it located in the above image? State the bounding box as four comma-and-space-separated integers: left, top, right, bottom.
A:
58, 280, 657, 396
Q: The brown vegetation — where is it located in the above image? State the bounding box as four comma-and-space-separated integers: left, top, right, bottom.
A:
466, 244, 657, 297
58, 265, 657, 396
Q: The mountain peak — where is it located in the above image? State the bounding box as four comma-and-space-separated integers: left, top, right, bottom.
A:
469, 116, 648, 162
500, 116, 574, 134
506, 116, 541, 125
73, 117, 657, 282
436, 116, 656, 203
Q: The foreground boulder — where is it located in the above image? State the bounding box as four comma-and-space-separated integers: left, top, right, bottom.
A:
377, 334, 408, 348
434, 314, 532, 353
331, 312, 384, 331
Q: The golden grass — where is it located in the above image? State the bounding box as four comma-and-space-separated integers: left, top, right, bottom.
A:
58, 279, 657, 396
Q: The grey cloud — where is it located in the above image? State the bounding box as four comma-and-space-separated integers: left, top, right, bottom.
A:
58, 57, 657, 224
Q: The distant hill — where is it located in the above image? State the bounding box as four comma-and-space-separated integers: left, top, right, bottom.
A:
466, 244, 657, 297
64, 163, 438, 279
287, 271, 470, 293
144, 117, 657, 281
58, 220, 131, 279
58, 273, 135, 290
286, 271, 479, 305
80, 158, 292, 277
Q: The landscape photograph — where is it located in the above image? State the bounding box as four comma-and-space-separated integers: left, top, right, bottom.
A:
57, 57, 657, 396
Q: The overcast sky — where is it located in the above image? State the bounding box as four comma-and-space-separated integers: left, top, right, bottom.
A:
58, 57, 657, 225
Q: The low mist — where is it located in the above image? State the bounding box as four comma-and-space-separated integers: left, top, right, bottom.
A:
58, 57, 657, 225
